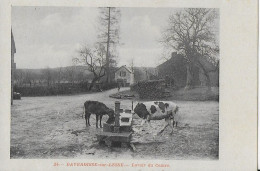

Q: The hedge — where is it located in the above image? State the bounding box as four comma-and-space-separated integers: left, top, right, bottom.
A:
131, 79, 166, 99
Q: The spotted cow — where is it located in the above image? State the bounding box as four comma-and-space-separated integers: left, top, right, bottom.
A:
134, 101, 179, 135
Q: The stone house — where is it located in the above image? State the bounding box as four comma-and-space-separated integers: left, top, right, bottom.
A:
157, 52, 219, 88
115, 65, 134, 87
157, 52, 190, 87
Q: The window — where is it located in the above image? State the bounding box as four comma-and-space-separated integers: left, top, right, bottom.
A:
120, 71, 126, 77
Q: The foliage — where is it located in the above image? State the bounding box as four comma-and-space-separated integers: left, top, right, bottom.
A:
14, 66, 91, 87
14, 83, 89, 96
101, 81, 118, 90
131, 80, 166, 99
161, 8, 219, 89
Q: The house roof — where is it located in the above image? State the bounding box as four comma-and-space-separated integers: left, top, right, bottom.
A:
157, 52, 218, 72
157, 52, 184, 69
115, 65, 133, 73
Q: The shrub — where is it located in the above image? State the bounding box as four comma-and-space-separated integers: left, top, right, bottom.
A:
14, 82, 89, 96
102, 82, 118, 90
131, 79, 166, 99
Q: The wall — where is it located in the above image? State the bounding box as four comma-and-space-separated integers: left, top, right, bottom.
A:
115, 67, 132, 85
157, 52, 219, 88
157, 53, 187, 87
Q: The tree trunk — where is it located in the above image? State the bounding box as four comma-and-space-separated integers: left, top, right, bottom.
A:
197, 62, 212, 92
184, 64, 193, 90
89, 77, 99, 91
106, 7, 111, 83
204, 71, 211, 92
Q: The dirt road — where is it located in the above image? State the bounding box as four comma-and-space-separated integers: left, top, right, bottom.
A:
11, 88, 219, 160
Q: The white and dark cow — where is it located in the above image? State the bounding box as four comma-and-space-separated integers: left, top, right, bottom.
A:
84, 101, 115, 128
133, 101, 179, 135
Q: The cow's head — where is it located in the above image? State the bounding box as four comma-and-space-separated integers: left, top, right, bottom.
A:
106, 108, 115, 124
134, 103, 149, 119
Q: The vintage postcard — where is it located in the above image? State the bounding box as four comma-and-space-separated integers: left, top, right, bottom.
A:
0, 0, 257, 170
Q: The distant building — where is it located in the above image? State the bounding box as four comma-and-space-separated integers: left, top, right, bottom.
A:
115, 65, 134, 87
133, 67, 158, 82
157, 52, 219, 88
11, 29, 16, 105
157, 52, 190, 88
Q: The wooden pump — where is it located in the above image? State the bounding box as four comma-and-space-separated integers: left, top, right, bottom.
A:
114, 101, 120, 133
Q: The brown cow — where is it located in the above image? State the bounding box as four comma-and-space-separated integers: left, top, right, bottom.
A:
84, 101, 115, 128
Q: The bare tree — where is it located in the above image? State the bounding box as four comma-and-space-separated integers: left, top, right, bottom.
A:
161, 8, 219, 90
74, 43, 106, 90
98, 7, 121, 83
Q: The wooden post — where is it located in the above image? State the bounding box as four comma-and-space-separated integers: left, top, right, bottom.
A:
114, 101, 120, 133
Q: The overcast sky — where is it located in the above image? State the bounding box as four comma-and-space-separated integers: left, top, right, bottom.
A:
12, 7, 218, 69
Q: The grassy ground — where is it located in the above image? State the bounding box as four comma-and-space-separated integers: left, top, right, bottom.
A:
11, 88, 219, 159
111, 86, 219, 101
170, 87, 219, 101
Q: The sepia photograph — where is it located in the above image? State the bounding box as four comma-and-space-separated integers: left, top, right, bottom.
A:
11, 6, 220, 160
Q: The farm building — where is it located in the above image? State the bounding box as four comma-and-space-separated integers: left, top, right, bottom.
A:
133, 67, 158, 82
157, 52, 188, 87
115, 65, 134, 87
157, 52, 219, 88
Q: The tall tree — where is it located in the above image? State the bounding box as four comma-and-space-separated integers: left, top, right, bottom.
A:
98, 7, 121, 83
74, 43, 106, 90
161, 8, 219, 90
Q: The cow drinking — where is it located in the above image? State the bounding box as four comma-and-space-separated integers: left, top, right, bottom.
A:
84, 101, 115, 128
133, 101, 179, 135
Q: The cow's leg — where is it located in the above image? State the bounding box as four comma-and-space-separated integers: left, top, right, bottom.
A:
87, 113, 91, 126
140, 119, 146, 126
82, 106, 84, 119
85, 114, 88, 127
157, 124, 169, 135
96, 115, 99, 128
141, 119, 147, 131
146, 116, 154, 131
168, 119, 174, 135
99, 115, 103, 128
157, 118, 170, 135
147, 120, 152, 129
135, 119, 146, 133
85, 112, 90, 127
147, 120, 157, 138
172, 120, 175, 128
